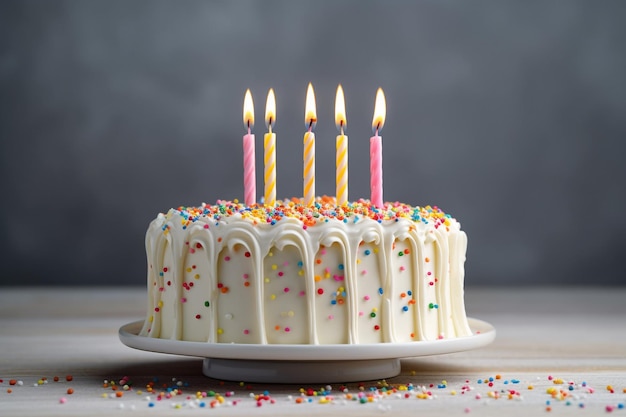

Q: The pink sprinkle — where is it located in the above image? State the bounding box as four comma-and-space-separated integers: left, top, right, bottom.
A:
606, 405, 615, 413
278, 271, 284, 277
361, 270, 367, 275
284, 287, 290, 293
298, 291, 305, 296
283, 261, 289, 266
364, 295, 370, 301
224, 256, 231, 261
359, 311, 364, 316
321, 249, 327, 255
427, 271, 432, 276
243, 329, 250, 335
284, 327, 291, 332
181, 297, 187, 303
243, 273, 249, 279
59, 397, 67, 404
399, 266, 406, 271
464, 407, 471, 413
328, 315, 334, 320
189, 248, 196, 254
203, 224, 209, 229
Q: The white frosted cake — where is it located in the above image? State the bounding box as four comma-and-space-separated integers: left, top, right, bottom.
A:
139, 197, 472, 344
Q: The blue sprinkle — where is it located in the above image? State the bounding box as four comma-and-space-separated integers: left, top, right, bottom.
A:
364, 249, 371, 256
331, 300, 337, 305
407, 290, 412, 296
199, 402, 206, 408
338, 264, 344, 270
402, 306, 409, 312
148, 402, 155, 407
378, 288, 383, 295
568, 385, 574, 391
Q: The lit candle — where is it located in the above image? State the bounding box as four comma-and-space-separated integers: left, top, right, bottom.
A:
335, 84, 348, 206
370, 88, 386, 208
242, 89, 256, 206
264, 88, 277, 206
303, 83, 317, 206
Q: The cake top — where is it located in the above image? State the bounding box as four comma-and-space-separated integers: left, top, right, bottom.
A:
161, 196, 456, 231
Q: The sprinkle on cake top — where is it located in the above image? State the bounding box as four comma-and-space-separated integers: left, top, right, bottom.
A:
161, 196, 455, 231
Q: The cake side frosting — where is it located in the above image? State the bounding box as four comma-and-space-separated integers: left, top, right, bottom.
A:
139, 198, 472, 344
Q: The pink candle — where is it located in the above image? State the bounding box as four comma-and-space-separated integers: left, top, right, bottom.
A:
370, 88, 386, 208
243, 89, 256, 206
370, 135, 382, 208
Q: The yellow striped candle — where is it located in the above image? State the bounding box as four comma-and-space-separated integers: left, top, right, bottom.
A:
303, 83, 317, 206
335, 84, 348, 206
264, 88, 276, 206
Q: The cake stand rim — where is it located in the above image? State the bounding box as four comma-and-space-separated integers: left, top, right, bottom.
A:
119, 318, 495, 361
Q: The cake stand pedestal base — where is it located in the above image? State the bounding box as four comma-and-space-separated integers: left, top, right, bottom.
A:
202, 357, 401, 384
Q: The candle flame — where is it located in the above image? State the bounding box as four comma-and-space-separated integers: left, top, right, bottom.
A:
304, 83, 317, 129
371, 88, 386, 133
335, 84, 346, 133
243, 89, 254, 130
264, 88, 276, 130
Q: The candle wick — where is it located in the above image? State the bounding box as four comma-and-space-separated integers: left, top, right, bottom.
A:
308, 121, 313, 133
247, 121, 251, 136
340, 122, 344, 136
376, 123, 380, 136
268, 120, 273, 134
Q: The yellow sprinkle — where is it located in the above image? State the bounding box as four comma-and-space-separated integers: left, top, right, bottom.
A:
217, 328, 223, 334
271, 294, 276, 300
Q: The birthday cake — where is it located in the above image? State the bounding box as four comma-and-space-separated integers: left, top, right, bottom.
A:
138, 197, 472, 344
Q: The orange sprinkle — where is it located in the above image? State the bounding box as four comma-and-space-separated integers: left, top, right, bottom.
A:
67, 388, 74, 395
65, 375, 73, 382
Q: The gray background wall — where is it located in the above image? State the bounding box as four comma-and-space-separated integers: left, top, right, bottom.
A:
1, 0, 625, 287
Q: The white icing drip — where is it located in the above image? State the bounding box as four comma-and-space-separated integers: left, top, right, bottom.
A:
139, 211, 471, 344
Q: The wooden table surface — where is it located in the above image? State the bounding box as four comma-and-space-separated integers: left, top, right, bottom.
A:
1, 287, 625, 416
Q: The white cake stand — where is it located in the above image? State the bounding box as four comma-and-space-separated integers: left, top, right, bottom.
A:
119, 318, 495, 383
